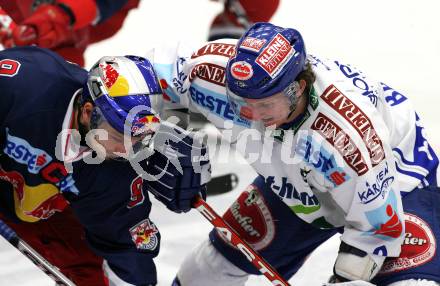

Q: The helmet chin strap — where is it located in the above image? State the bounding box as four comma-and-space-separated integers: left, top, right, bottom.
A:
284, 87, 309, 126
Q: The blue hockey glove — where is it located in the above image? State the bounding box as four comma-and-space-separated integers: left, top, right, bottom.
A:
144, 123, 210, 213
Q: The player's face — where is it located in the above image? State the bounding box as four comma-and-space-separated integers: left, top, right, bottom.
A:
243, 92, 292, 127
227, 81, 306, 128
93, 120, 144, 160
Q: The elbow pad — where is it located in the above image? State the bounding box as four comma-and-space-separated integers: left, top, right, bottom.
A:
334, 241, 385, 282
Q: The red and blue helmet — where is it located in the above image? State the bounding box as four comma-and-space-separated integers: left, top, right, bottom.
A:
226, 22, 306, 99
83, 55, 163, 137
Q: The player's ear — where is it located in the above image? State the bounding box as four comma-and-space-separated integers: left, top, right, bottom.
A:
297, 79, 307, 97
79, 102, 94, 127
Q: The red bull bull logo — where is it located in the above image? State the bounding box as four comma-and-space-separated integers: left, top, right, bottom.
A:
101, 63, 130, 97
0, 167, 68, 222
131, 115, 160, 136
24, 193, 68, 220
129, 219, 159, 250
0, 168, 25, 201
101, 63, 119, 89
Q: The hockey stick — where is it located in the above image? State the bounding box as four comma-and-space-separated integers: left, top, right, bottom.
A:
193, 196, 290, 286
0, 219, 75, 286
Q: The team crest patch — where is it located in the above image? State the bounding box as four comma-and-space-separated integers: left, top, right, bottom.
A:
379, 213, 436, 274
220, 185, 275, 250
130, 219, 159, 251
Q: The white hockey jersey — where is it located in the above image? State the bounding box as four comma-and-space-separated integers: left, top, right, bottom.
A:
149, 39, 439, 258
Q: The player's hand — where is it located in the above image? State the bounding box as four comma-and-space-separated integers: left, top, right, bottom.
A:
12, 4, 72, 48
144, 123, 211, 213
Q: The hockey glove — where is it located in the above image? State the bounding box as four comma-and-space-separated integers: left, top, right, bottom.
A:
144, 123, 211, 213
10, 4, 73, 48
11, 0, 97, 48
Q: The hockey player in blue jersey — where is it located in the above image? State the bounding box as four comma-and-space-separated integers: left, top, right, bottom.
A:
0, 46, 210, 285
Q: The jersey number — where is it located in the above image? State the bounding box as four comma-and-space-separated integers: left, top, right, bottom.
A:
0, 59, 21, 77
128, 176, 145, 208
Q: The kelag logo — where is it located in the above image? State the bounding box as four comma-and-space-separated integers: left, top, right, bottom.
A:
295, 136, 350, 187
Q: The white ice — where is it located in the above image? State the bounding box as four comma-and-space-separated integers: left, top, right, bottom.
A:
0, 0, 439, 285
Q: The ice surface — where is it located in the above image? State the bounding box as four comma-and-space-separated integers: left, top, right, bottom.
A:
0, 0, 439, 285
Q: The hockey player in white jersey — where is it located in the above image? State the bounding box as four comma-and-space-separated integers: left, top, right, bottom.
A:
148, 22, 439, 285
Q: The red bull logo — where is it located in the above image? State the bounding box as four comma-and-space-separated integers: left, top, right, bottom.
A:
0, 168, 25, 201
101, 63, 119, 89
131, 115, 160, 136
129, 219, 159, 250
24, 193, 68, 220
101, 63, 130, 97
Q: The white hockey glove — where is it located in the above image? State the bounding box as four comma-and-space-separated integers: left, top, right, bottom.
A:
332, 241, 385, 282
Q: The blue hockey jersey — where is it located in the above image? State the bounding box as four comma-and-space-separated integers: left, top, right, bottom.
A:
0, 46, 159, 285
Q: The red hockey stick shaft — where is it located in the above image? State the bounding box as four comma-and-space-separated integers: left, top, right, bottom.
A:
193, 196, 291, 286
